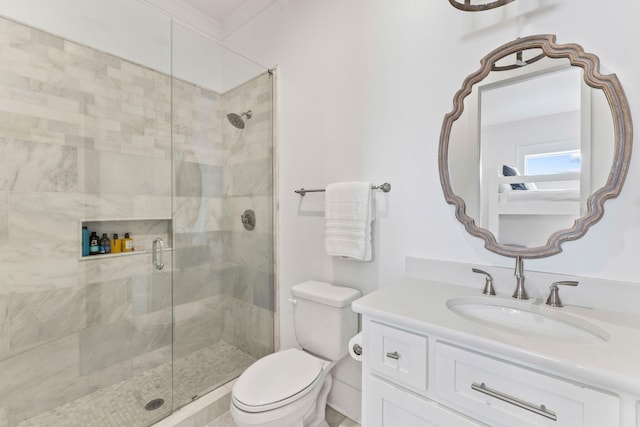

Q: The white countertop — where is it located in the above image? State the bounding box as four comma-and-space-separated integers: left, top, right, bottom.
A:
352, 277, 640, 396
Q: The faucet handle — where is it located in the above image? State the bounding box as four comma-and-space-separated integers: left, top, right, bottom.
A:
545, 281, 579, 307
472, 268, 495, 295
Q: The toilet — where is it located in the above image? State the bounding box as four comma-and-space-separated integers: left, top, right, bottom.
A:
230, 281, 361, 427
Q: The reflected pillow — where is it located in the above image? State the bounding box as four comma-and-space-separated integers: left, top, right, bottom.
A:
502, 165, 527, 190
499, 184, 512, 193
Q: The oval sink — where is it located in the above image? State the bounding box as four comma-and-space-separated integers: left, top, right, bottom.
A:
446, 297, 610, 343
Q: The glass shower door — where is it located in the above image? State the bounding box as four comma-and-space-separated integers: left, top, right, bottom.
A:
170, 22, 275, 410
0, 8, 175, 426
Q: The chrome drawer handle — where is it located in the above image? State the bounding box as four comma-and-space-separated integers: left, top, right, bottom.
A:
471, 382, 557, 421
386, 351, 400, 360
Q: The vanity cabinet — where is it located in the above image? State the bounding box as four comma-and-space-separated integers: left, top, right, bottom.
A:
360, 316, 632, 427
434, 342, 619, 427
364, 375, 485, 427
354, 278, 640, 427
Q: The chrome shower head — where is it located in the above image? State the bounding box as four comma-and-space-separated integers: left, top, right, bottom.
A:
227, 110, 252, 129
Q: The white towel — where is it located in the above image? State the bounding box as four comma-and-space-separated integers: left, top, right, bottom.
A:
325, 182, 374, 261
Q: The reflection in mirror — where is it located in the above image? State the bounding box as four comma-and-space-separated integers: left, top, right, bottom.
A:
440, 35, 632, 258
449, 56, 615, 248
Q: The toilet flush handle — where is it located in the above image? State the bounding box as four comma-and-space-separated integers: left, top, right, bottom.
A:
288, 298, 297, 305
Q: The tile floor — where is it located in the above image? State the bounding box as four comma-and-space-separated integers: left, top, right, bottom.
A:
16, 342, 254, 427
204, 406, 360, 427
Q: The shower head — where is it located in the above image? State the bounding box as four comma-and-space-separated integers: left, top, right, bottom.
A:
227, 110, 252, 129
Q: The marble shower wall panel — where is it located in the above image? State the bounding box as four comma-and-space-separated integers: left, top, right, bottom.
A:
172, 79, 224, 165
8, 286, 86, 351
0, 139, 77, 192
223, 73, 273, 167
83, 150, 171, 197
222, 298, 273, 360
174, 197, 223, 234
0, 192, 7, 244
218, 72, 274, 359
175, 162, 223, 198
0, 295, 7, 355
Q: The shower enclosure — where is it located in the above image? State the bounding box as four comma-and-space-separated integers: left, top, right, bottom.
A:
0, 8, 274, 427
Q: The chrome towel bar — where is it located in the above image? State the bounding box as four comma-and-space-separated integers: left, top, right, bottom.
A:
294, 182, 391, 196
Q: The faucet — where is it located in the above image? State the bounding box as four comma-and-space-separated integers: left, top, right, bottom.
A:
472, 268, 495, 295
512, 256, 528, 300
545, 281, 579, 307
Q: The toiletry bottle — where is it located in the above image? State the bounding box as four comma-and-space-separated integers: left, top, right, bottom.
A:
98, 233, 106, 254
100, 233, 111, 254
89, 231, 100, 255
111, 233, 121, 253
123, 233, 134, 252
82, 226, 90, 257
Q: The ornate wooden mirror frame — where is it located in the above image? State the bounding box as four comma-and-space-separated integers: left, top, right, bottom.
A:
438, 34, 633, 258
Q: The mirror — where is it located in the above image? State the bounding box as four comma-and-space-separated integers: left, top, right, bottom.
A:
439, 35, 633, 258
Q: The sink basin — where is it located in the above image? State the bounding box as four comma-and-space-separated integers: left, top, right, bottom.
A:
446, 297, 610, 343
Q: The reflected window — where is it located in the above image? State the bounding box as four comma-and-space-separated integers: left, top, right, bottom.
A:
524, 149, 581, 175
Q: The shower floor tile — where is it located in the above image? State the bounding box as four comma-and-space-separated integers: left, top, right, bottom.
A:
16, 341, 255, 427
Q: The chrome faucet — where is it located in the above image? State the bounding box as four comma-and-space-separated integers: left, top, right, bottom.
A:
472, 268, 495, 295
545, 281, 579, 307
512, 256, 528, 300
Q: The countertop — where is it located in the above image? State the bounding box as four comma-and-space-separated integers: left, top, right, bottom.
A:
352, 277, 640, 396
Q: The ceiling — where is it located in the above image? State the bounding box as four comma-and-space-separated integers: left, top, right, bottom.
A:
177, 0, 277, 39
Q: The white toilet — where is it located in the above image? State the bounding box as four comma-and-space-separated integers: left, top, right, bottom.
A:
230, 281, 361, 427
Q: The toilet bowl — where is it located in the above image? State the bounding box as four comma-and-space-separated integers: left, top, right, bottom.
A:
230, 348, 336, 427
230, 281, 361, 427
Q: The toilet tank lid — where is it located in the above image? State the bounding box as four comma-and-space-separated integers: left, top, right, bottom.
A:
291, 281, 361, 308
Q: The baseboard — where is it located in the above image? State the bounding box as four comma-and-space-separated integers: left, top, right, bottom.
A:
327, 378, 361, 423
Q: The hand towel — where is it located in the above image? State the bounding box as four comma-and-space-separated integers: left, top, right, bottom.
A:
325, 182, 374, 261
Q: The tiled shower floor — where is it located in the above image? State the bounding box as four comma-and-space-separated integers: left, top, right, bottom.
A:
16, 342, 255, 427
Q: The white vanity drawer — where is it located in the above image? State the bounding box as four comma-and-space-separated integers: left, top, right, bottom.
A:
434, 342, 619, 427
368, 320, 428, 391
365, 375, 487, 427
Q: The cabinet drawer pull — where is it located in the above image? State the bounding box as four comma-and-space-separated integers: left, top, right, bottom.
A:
386, 351, 400, 360
471, 382, 557, 421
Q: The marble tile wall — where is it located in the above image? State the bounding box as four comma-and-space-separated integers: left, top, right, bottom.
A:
0, 15, 274, 426
219, 73, 274, 360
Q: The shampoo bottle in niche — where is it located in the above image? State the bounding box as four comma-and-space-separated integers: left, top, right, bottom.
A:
89, 231, 100, 255
111, 233, 121, 253
82, 226, 90, 257
100, 233, 111, 254
123, 233, 134, 252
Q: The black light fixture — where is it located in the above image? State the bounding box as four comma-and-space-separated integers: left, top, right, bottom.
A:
448, 0, 515, 12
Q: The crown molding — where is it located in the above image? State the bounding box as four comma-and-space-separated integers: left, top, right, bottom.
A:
139, 0, 223, 40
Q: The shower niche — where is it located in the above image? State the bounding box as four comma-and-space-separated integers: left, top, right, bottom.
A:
79, 218, 173, 260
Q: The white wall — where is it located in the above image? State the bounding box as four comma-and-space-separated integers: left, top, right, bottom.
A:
223, 0, 640, 419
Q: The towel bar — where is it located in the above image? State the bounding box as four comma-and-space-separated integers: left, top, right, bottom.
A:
295, 182, 391, 196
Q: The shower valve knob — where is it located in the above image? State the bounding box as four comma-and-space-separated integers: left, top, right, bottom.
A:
240, 210, 256, 230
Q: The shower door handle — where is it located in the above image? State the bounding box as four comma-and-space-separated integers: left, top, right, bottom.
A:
152, 237, 165, 270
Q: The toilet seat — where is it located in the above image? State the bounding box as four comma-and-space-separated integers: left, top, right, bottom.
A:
232, 348, 326, 413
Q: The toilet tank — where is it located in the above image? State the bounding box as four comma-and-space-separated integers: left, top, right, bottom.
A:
291, 281, 361, 361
